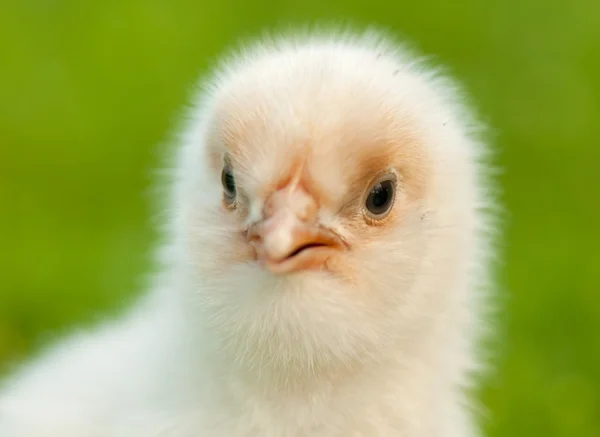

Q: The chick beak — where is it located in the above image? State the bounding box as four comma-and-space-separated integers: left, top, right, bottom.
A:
246, 186, 345, 274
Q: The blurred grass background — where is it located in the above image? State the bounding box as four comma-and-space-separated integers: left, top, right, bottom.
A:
1, 0, 599, 436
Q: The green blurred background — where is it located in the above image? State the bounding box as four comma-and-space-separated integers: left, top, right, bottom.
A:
1, 0, 599, 435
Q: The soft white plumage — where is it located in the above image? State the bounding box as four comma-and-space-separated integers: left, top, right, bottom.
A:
0, 29, 497, 437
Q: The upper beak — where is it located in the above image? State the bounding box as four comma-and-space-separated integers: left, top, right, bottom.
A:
246, 186, 345, 274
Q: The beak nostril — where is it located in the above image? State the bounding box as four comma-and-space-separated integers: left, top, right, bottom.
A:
247, 232, 260, 244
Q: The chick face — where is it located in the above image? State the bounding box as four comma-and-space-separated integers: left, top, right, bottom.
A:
214, 117, 424, 280
200, 52, 430, 281
174, 35, 480, 376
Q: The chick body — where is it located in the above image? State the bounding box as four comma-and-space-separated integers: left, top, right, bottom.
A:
0, 30, 496, 437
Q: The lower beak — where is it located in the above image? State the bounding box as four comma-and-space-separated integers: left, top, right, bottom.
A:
246, 212, 345, 274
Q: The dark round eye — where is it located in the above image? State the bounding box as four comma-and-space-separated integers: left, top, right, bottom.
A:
221, 164, 236, 204
365, 179, 395, 219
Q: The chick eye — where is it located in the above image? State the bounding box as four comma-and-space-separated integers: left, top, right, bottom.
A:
365, 178, 395, 220
221, 164, 236, 204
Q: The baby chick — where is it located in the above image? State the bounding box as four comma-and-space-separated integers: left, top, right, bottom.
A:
0, 29, 497, 437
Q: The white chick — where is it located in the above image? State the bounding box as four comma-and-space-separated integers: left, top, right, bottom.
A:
0, 29, 496, 437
